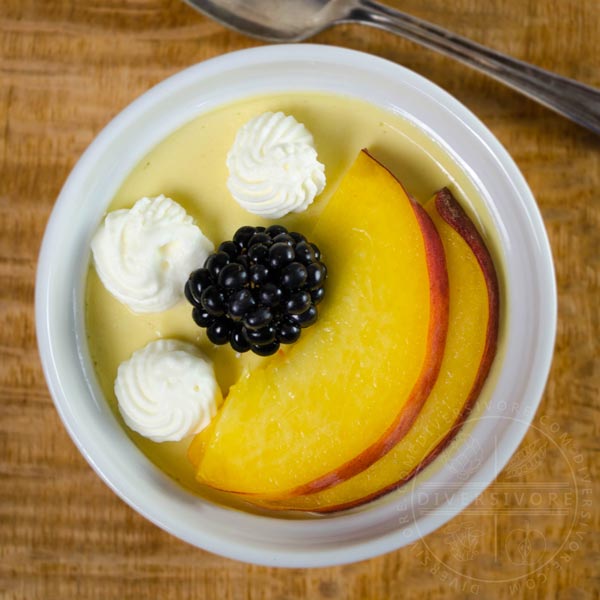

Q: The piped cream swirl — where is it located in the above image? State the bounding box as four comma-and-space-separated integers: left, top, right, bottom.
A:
114, 339, 221, 443
91, 195, 213, 313
226, 111, 326, 218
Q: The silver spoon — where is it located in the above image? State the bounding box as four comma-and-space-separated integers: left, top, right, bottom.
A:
183, 0, 600, 135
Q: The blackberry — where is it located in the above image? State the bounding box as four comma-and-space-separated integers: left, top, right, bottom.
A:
185, 225, 327, 356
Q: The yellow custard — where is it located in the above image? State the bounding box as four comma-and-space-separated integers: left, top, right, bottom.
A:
86, 92, 504, 507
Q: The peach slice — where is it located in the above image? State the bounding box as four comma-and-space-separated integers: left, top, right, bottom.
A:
254, 187, 500, 512
188, 150, 448, 497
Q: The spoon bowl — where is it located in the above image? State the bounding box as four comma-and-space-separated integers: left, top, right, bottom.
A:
183, 0, 344, 41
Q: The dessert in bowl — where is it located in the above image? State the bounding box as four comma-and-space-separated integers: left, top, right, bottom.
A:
36, 45, 556, 567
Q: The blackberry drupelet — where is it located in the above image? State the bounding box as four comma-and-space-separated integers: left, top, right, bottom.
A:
185, 225, 327, 356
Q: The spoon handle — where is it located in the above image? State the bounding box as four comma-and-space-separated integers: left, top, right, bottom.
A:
352, 0, 600, 134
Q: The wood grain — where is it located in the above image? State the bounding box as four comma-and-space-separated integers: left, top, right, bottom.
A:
1, 0, 598, 598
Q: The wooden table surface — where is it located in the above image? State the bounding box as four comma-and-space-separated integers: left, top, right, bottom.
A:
1, 0, 599, 598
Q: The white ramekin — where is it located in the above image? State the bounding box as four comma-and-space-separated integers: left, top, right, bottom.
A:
35, 44, 556, 567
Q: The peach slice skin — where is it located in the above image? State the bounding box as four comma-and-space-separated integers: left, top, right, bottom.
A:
188, 150, 449, 497
251, 187, 500, 512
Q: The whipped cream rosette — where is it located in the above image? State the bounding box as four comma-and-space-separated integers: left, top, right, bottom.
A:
226, 111, 326, 218
115, 339, 221, 443
91, 195, 213, 313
